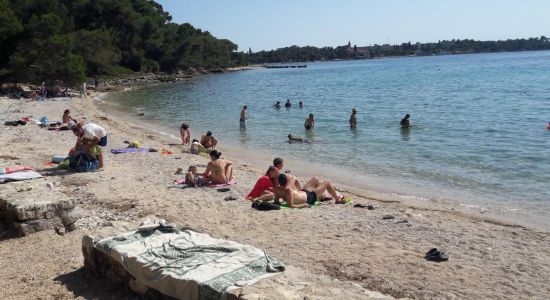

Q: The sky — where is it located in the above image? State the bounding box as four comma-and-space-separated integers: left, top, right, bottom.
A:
156, 0, 550, 51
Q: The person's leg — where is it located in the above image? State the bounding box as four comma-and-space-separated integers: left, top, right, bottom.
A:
314, 181, 339, 201
98, 150, 104, 169
254, 191, 274, 202
68, 147, 76, 156
225, 164, 233, 181
302, 177, 319, 191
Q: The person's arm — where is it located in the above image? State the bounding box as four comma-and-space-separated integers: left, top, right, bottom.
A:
225, 160, 232, 167
202, 163, 211, 177
180, 127, 184, 142
273, 189, 281, 204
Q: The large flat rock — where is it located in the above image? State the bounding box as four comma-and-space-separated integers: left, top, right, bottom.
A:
0, 179, 78, 235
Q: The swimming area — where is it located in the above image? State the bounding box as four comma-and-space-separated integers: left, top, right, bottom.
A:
104, 51, 550, 228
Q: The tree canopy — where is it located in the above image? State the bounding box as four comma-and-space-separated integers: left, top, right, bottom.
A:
248, 37, 550, 63
0, 0, 240, 85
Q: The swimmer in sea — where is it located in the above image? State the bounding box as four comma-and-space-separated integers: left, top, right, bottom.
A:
285, 99, 291, 108
304, 113, 314, 130
288, 134, 310, 143
349, 108, 357, 129
547, 121, 550, 130
299, 101, 303, 108
240, 105, 247, 129
274, 101, 281, 109
400, 113, 411, 128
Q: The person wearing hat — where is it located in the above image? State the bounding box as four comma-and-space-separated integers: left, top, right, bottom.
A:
304, 113, 314, 130
200, 131, 217, 149
349, 108, 357, 129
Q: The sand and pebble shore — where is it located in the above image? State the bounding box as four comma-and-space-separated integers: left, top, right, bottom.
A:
1, 93, 549, 299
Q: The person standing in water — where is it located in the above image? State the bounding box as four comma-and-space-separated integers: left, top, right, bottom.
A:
240, 105, 248, 128
299, 101, 303, 108
180, 123, 191, 145
274, 101, 281, 109
285, 99, 291, 108
349, 108, 357, 129
304, 113, 315, 130
400, 114, 411, 128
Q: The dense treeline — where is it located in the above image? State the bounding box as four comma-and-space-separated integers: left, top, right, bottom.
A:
248, 36, 550, 63
0, 0, 240, 85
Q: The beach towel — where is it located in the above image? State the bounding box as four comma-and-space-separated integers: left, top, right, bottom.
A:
0, 171, 43, 183
175, 178, 235, 187
110, 148, 151, 154
90, 224, 284, 300
0, 166, 33, 175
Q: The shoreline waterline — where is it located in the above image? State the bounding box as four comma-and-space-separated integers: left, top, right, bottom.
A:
93, 89, 549, 231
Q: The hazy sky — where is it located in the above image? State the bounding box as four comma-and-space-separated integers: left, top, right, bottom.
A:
157, 0, 550, 51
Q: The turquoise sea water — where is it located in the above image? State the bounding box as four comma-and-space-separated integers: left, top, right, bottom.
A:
105, 51, 550, 227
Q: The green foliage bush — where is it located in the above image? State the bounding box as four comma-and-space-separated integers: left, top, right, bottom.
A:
0, 0, 240, 84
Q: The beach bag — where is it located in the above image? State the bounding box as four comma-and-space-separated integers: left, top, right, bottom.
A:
69, 152, 99, 172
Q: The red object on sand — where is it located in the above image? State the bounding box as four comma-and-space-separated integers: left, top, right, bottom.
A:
1, 166, 33, 174
246, 175, 273, 200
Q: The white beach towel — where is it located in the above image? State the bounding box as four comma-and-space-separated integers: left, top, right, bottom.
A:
0, 171, 43, 183
92, 225, 284, 300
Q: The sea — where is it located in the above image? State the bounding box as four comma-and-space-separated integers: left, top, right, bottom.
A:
101, 51, 550, 229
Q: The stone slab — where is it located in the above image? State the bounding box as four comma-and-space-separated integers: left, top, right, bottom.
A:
0, 180, 78, 235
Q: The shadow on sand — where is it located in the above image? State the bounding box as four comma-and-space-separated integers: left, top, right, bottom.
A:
54, 268, 138, 300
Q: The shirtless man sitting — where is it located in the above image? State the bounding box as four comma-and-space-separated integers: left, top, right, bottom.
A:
201, 131, 218, 149
203, 150, 233, 184
274, 174, 343, 208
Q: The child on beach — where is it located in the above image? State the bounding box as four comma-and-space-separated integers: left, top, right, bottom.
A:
190, 139, 200, 154
185, 166, 206, 187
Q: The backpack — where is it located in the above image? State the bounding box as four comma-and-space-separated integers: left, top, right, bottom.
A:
69, 152, 99, 172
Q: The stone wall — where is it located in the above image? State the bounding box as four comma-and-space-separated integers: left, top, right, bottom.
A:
0, 180, 78, 235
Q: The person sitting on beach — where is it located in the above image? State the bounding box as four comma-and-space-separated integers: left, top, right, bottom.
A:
200, 131, 217, 149
285, 99, 291, 108
49, 109, 77, 131
273, 174, 343, 208
190, 139, 201, 155
304, 113, 315, 130
68, 121, 108, 169
246, 166, 279, 201
274, 101, 281, 109
180, 123, 190, 145
350, 108, 357, 129
185, 165, 208, 187
203, 150, 233, 184
400, 113, 411, 128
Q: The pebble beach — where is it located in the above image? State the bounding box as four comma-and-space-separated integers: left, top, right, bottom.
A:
1, 94, 549, 299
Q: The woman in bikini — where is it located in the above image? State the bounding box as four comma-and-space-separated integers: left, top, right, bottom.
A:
203, 150, 233, 184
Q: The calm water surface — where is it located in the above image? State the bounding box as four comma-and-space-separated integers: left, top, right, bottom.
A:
105, 51, 550, 227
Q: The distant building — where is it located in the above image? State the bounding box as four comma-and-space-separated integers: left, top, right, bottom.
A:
346, 41, 371, 58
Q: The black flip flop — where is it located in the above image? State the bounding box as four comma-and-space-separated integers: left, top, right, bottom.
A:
217, 188, 231, 192
354, 203, 368, 208
425, 248, 449, 262
224, 196, 237, 201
